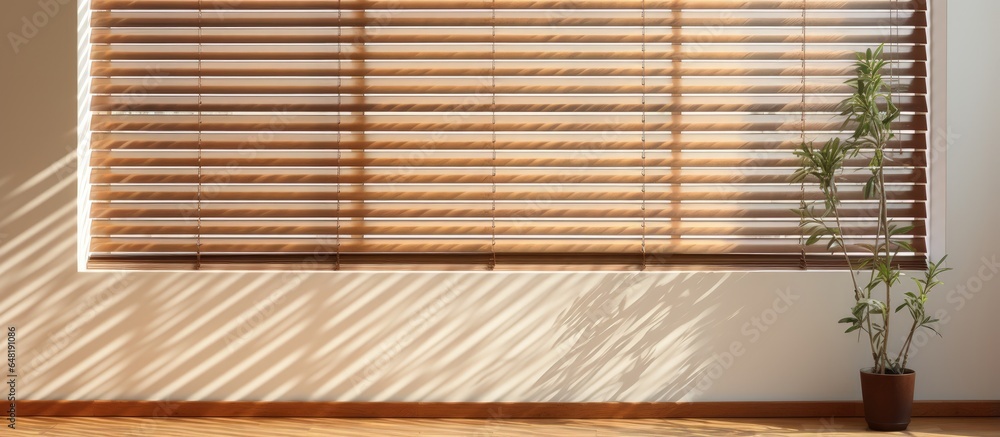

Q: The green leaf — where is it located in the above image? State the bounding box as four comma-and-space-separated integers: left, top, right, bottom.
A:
889, 225, 915, 236
863, 176, 877, 200
923, 325, 942, 337
894, 240, 915, 252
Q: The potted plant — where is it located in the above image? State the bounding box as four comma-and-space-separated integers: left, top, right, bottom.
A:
791, 44, 949, 431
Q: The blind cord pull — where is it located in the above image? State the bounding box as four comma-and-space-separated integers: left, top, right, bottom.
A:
489, 0, 497, 271
798, 0, 808, 270
195, 1, 203, 271
335, 1, 342, 271
640, 1, 647, 271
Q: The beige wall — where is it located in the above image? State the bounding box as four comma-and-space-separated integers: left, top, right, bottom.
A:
0, 0, 997, 402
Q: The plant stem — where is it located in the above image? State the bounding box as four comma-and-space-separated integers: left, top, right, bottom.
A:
896, 318, 919, 371
875, 100, 893, 374
881, 276, 890, 372
828, 186, 878, 363
829, 187, 862, 300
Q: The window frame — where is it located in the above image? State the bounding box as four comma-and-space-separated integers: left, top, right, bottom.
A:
76, 0, 946, 272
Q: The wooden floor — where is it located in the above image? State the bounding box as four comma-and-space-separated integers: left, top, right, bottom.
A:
14, 417, 1000, 436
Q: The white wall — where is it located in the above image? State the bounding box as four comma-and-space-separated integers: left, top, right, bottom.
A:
0, 0, 996, 402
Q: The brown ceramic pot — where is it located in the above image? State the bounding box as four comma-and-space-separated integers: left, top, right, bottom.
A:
859, 368, 916, 431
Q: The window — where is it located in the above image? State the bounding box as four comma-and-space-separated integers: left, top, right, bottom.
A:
85, 0, 929, 271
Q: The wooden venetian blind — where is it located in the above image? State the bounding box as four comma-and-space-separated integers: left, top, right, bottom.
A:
86, 0, 929, 270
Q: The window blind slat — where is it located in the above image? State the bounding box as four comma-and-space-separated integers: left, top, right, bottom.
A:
92, 29, 928, 45
91, 61, 928, 78
91, 11, 927, 29
91, 46, 929, 62
90, 203, 926, 221
84, 253, 929, 272
90, 167, 927, 185
90, 219, 926, 237
89, 134, 930, 152
88, 238, 925, 254
92, 0, 926, 10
